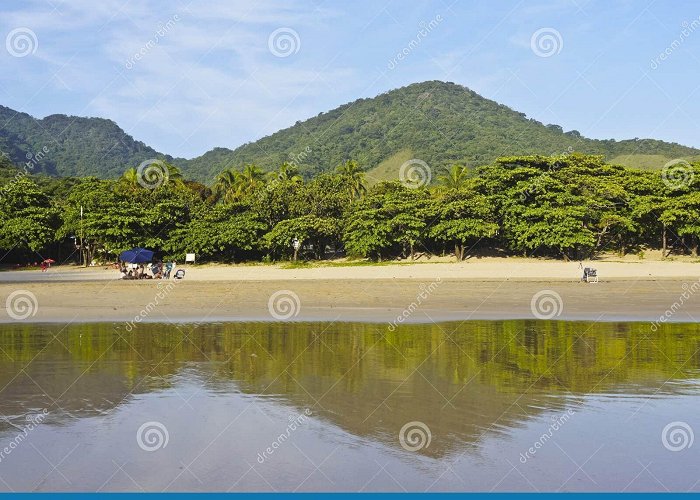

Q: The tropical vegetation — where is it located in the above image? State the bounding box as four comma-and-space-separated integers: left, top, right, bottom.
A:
1, 152, 700, 265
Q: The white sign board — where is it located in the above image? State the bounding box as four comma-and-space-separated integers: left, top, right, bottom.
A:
185, 253, 196, 263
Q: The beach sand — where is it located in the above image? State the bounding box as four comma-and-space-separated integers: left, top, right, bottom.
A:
1, 257, 699, 324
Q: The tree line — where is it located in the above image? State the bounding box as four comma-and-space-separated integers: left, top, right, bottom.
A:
0, 153, 698, 265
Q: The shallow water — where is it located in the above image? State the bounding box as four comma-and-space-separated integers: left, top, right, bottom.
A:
0, 320, 699, 492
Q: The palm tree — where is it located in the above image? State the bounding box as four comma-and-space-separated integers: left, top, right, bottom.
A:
120, 161, 185, 191
212, 168, 238, 204
120, 167, 140, 191
438, 164, 469, 191
237, 164, 265, 197
273, 162, 303, 184
336, 160, 367, 200
164, 162, 185, 186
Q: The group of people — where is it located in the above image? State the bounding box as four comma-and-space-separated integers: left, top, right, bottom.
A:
120, 261, 175, 280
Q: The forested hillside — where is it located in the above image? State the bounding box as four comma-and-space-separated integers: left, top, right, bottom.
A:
182, 81, 700, 182
0, 105, 172, 178
1, 81, 698, 183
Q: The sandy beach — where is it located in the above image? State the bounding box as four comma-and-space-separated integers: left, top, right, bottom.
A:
1, 257, 699, 324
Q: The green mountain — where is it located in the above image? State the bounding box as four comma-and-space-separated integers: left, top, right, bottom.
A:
0, 105, 173, 178
182, 80, 700, 183
1, 81, 699, 183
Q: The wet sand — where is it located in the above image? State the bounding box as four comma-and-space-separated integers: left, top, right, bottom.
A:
0, 276, 698, 324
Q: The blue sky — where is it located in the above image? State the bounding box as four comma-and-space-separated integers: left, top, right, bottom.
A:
1, 0, 699, 159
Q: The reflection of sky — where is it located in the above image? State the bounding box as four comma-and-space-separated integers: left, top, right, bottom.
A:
1, 379, 699, 491
1, 321, 700, 490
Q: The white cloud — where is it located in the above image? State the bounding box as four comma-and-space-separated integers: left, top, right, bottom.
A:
0, 0, 355, 158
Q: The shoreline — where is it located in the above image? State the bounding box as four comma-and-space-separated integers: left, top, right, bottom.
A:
2, 255, 700, 282
1, 273, 698, 325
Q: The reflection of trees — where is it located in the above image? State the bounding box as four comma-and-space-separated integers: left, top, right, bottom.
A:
1, 321, 698, 456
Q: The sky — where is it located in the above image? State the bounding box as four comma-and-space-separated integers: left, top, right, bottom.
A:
1, 0, 699, 159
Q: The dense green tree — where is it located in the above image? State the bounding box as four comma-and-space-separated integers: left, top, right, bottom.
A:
57, 178, 145, 263
265, 215, 339, 260
0, 177, 58, 253
165, 203, 266, 261
429, 187, 498, 259
344, 183, 430, 260
5, 153, 700, 266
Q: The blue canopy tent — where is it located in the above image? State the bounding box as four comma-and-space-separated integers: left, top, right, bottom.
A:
119, 247, 154, 264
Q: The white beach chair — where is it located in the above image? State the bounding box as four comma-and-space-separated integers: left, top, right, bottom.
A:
584, 268, 598, 283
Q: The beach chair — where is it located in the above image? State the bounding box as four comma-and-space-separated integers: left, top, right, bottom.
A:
583, 267, 598, 283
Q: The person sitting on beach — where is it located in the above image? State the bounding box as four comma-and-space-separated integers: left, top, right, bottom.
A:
151, 262, 160, 278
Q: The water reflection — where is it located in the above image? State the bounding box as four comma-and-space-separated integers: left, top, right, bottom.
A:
1, 320, 699, 491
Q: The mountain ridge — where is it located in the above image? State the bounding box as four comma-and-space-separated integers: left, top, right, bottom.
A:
1, 81, 698, 183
